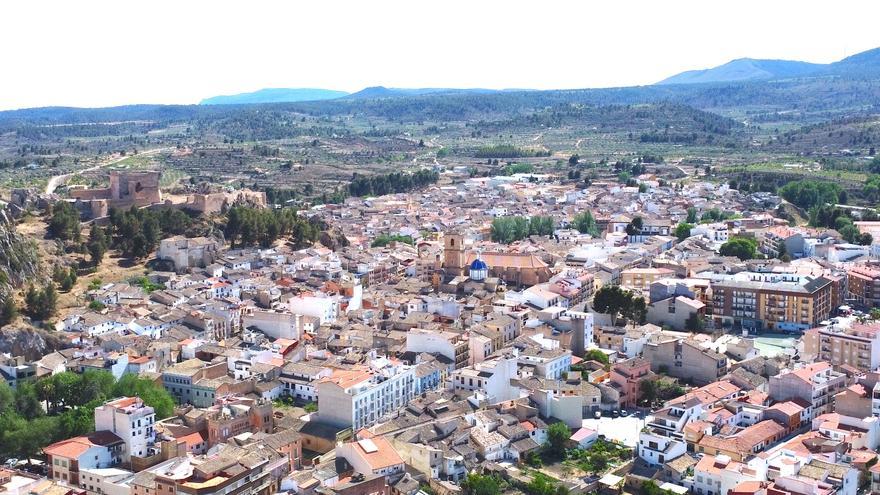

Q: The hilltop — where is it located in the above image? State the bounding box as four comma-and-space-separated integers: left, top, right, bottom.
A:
199, 87, 349, 105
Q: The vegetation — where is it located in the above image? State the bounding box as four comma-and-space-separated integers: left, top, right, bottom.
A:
462, 473, 502, 495
128, 276, 165, 293
592, 285, 647, 324
87, 224, 109, 266
25, 283, 58, 321
475, 144, 529, 159
225, 206, 321, 248
52, 265, 78, 292
779, 179, 844, 210
371, 234, 414, 247
348, 169, 439, 197
524, 472, 568, 495
565, 439, 631, 474
583, 349, 610, 366
674, 223, 693, 242
490, 216, 554, 244
502, 163, 535, 175
107, 206, 193, 258
639, 379, 686, 407
0, 296, 17, 327
719, 237, 758, 261
0, 370, 174, 462
685, 312, 705, 332
572, 211, 600, 237
47, 201, 82, 242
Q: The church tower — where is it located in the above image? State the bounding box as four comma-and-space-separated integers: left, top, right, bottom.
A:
443, 232, 467, 277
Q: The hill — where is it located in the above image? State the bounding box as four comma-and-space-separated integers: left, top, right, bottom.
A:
343, 86, 498, 99
200, 88, 349, 105
657, 58, 825, 85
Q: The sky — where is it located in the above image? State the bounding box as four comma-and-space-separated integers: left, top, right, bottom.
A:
1, 0, 879, 110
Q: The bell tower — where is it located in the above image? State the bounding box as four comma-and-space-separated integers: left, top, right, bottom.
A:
443, 232, 467, 276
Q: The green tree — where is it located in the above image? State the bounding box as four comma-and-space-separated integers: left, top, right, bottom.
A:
546, 422, 570, 453
583, 349, 609, 366
25, 284, 58, 321
87, 224, 109, 266
572, 211, 600, 237
674, 223, 693, 242
625, 216, 644, 236
719, 237, 757, 261
47, 201, 82, 242
461, 473, 501, 495
592, 286, 645, 325
112, 373, 175, 418
0, 296, 17, 327
685, 312, 704, 332
686, 207, 698, 224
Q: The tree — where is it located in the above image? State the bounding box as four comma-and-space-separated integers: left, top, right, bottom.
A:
719, 237, 757, 261
25, 284, 58, 321
592, 286, 645, 325
685, 312, 704, 332
583, 349, 609, 366
686, 207, 698, 224
572, 211, 599, 237
87, 224, 109, 266
112, 373, 175, 418
639, 379, 659, 406
47, 201, 81, 242
546, 422, 570, 453
0, 296, 16, 327
568, 154, 580, 166
461, 473, 500, 495
674, 223, 693, 242
625, 216, 643, 236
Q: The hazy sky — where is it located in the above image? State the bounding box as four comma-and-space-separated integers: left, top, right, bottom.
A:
2, 0, 879, 110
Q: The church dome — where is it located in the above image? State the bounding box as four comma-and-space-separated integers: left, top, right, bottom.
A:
470, 258, 488, 271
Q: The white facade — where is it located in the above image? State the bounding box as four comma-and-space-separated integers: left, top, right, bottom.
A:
287, 295, 338, 325
94, 397, 156, 461
242, 308, 302, 340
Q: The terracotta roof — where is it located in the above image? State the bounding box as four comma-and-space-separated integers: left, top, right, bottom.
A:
349, 436, 403, 470
44, 431, 123, 459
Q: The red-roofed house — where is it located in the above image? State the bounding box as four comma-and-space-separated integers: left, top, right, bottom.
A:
44, 431, 125, 485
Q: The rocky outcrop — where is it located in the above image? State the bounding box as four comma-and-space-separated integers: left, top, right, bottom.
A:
0, 206, 41, 296
0, 326, 64, 361
319, 227, 350, 251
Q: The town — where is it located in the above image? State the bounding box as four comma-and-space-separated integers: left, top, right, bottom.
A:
2, 158, 880, 495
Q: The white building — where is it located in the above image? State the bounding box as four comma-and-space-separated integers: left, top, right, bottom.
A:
452, 353, 521, 406
316, 360, 418, 430
94, 397, 156, 461
242, 308, 302, 340
287, 294, 338, 325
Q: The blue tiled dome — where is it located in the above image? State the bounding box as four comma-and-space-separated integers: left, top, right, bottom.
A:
470, 259, 488, 271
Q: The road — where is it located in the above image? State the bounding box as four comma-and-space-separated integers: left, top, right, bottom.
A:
44, 148, 170, 194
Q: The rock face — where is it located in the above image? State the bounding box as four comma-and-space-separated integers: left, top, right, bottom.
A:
319, 227, 350, 251
0, 206, 40, 296
0, 326, 62, 361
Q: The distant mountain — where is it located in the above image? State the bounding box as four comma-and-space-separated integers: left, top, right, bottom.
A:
200, 88, 349, 105
828, 47, 880, 76
657, 58, 825, 85
343, 86, 499, 100
657, 47, 880, 85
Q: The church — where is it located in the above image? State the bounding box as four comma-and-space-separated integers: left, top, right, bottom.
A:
441, 232, 552, 288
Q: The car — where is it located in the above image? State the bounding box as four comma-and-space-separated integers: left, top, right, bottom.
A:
594, 411, 601, 419
621, 409, 628, 416
612, 410, 620, 418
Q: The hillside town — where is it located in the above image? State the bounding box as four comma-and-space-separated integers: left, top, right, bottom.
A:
3, 166, 880, 495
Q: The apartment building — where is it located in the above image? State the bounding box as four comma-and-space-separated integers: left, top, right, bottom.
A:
620, 268, 676, 290
803, 322, 880, 371
316, 362, 418, 430
847, 265, 880, 308
161, 358, 228, 407
710, 272, 833, 332
94, 397, 156, 461
204, 396, 273, 447
769, 362, 846, 420
452, 354, 520, 406
610, 357, 653, 408
643, 337, 727, 386
405, 328, 469, 369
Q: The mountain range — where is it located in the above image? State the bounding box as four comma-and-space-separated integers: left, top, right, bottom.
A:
199, 88, 349, 105
658, 47, 880, 85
